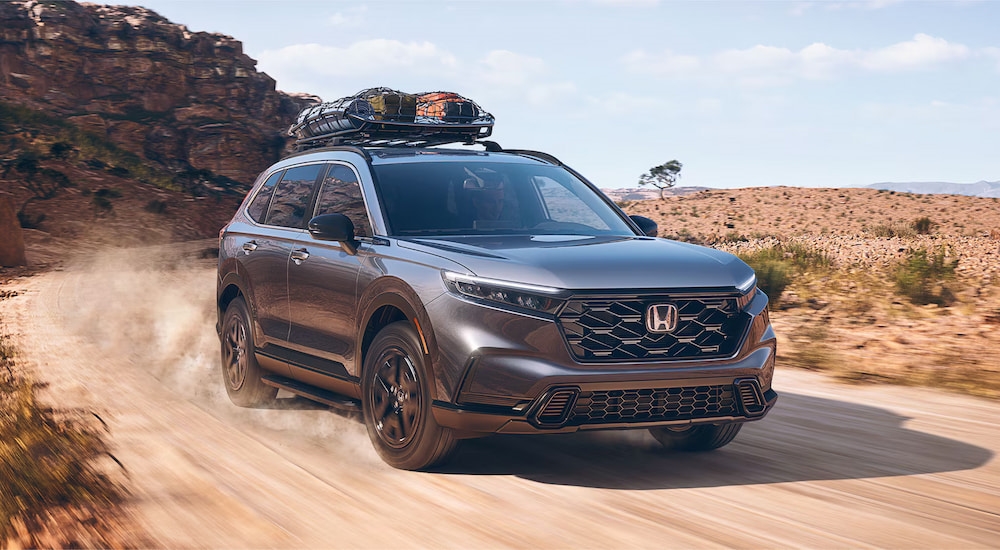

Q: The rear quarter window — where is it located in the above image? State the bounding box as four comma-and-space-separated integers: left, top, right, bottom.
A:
246, 171, 282, 223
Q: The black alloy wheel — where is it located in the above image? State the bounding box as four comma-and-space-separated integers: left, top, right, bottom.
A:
220, 297, 277, 407
648, 423, 743, 452
369, 346, 421, 449
362, 321, 457, 470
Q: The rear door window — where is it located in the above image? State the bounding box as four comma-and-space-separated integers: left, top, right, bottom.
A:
264, 164, 324, 228
314, 164, 372, 237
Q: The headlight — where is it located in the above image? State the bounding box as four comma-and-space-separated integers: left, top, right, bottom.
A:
736, 285, 757, 310
735, 273, 757, 310
442, 272, 566, 315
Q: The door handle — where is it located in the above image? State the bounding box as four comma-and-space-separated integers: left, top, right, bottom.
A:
291, 248, 310, 265
241, 240, 258, 254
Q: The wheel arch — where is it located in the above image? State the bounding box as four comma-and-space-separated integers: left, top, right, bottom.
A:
357, 277, 443, 399
217, 271, 253, 337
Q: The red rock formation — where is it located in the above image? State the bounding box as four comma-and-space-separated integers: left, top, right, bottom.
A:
0, 0, 317, 186
0, 192, 28, 266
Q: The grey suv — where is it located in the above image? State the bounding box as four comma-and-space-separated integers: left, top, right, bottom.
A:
217, 144, 777, 470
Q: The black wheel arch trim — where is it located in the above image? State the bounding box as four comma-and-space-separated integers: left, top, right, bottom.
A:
356, 276, 443, 399
218, 270, 263, 343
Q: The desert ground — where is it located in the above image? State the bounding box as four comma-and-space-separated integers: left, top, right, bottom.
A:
2, 186, 1000, 547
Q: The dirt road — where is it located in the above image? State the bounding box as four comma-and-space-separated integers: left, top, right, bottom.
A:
2, 246, 998, 548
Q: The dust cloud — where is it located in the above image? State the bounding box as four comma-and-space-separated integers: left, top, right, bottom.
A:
54, 242, 376, 463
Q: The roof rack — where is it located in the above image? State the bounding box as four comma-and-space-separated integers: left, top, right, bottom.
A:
289, 88, 494, 151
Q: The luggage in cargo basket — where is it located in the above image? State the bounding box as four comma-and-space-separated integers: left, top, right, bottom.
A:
417, 92, 480, 123
287, 87, 494, 149
366, 88, 417, 122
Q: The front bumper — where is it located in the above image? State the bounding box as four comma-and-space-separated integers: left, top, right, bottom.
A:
433, 379, 778, 436
431, 344, 778, 436
425, 284, 777, 436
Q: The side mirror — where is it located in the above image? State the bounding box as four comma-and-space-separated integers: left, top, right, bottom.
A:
308, 213, 359, 255
629, 215, 658, 237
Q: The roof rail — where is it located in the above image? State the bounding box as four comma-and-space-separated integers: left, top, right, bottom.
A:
496, 148, 564, 166
282, 144, 372, 163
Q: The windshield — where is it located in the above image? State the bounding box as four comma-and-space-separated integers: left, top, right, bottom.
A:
372, 160, 636, 237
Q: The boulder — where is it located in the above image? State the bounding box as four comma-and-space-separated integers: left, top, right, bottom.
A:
0, 193, 27, 267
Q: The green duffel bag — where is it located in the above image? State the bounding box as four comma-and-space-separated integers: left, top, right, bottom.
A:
367, 89, 417, 122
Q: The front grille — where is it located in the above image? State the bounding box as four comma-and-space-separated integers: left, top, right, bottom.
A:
568, 385, 739, 426
557, 296, 750, 362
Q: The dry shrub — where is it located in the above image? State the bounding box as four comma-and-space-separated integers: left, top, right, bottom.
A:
864, 222, 916, 238
780, 324, 843, 373
912, 216, 936, 235
0, 330, 128, 546
737, 242, 831, 305
892, 247, 958, 306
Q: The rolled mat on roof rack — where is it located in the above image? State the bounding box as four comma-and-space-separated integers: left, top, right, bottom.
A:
288, 87, 495, 150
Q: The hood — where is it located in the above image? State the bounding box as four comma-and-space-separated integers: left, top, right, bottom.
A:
399, 235, 754, 291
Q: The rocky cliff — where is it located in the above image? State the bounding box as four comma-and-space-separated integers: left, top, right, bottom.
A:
0, 0, 315, 186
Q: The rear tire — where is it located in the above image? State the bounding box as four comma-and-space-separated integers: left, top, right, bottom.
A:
362, 321, 457, 470
220, 297, 277, 407
649, 423, 742, 452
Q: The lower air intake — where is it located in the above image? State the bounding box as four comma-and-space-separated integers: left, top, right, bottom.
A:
735, 378, 766, 417
532, 388, 579, 427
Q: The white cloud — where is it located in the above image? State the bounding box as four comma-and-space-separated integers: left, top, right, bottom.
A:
260, 41, 579, 108
258, 39, 458, 80
861, 33, 970, 71
625, 34, 975, 86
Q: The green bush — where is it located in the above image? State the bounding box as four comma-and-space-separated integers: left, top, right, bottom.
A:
737, 243, 831, 305
865, 223, 916, 238
749, 258, 791, 302
912, 216, 936, 235
893, 247, 958, 305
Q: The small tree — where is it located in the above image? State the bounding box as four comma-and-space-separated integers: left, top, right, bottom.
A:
639, 160, 683, 199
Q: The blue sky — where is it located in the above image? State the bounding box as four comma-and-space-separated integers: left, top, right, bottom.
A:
125, 1, 999, 189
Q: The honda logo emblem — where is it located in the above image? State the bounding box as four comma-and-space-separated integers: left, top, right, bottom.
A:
646, 303, 679, 333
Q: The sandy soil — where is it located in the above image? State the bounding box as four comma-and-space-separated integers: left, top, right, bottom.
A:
1, 244, 999, 548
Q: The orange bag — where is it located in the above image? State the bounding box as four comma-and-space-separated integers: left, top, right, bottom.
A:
417, 92, 479, 122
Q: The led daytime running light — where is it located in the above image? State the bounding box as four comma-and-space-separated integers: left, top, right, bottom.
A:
443, 272, 564, 314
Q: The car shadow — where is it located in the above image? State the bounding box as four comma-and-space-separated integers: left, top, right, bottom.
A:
430, 391, 993, 489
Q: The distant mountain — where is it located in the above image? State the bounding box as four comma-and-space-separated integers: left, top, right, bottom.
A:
866, 181, 1000, 198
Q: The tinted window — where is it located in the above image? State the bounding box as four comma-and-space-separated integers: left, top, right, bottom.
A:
372, 161, 634, 237
314, 164, 372, 237
264, 164, 324, 228
246, 171, 282, 223
533, 175, 611, 230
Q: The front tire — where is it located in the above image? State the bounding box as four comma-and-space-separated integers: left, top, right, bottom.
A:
220, 297, 277, 407
362, 321, 457, 470
649, 423, 743, 452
